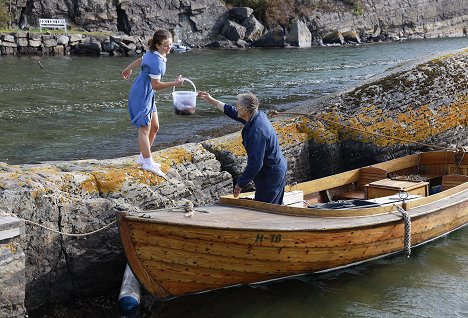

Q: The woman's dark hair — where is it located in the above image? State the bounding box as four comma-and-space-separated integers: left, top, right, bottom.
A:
148, 29, 172, 51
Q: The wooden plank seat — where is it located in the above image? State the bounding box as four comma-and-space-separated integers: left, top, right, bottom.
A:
441, 174, 468, 191
333, 167, 388, 200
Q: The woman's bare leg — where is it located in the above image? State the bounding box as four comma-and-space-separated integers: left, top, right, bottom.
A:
148, 112, 160, 147
138, 125, 151, 158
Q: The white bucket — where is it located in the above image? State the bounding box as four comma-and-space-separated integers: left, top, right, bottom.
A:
172, 78, 197, 115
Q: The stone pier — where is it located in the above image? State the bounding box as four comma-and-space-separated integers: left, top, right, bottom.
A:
0, 212, 26, 318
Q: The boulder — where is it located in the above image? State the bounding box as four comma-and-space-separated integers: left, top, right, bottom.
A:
286, 19, 311, 47
28, 33, 41, 41
16, 31, 27, 38
56, 35, 70, 45
17, 38, 28, 47
28, 39, 42, 47
2, 34, 15, 43
322, 30, 344, 45
71, 42, 101, 55
69, 34, 83, 43
221, 20, 246, 41
1, 41, 17, 47
242, 15, 264, 41
342, 29, 361, 43
121, 35, 136, 45
229, 7, 253, 22
252, 25, 285, 47
43, 38, 58, 48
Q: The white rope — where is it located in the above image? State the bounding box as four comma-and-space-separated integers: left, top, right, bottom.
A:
129, 199, 209, 219
184, 200, 194, 217
393, 199, 412, 258
21, 218, 117, 237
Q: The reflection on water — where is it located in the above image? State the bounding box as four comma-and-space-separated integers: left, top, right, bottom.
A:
29, 227, 467, 318
1, 37, 467, 164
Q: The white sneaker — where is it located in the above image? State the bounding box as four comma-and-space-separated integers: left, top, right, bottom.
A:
137, 155, 160, 167
142, 162, 165, 177
136, 155, 144, 165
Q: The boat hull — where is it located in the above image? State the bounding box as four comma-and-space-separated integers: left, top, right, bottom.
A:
119, 190, 467, 299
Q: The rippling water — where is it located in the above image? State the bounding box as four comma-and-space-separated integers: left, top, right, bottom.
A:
30, 227, 467, 318
3, 37, 468, 318
1, 37, 467, 165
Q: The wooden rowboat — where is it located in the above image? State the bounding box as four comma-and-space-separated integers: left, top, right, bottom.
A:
118, 150, 468, 300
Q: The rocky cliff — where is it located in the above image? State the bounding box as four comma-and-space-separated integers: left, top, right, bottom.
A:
0, 48, 466, 313
6, 0, 468, 47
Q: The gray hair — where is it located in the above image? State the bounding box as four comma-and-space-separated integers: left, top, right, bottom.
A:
237, 93, 259, 117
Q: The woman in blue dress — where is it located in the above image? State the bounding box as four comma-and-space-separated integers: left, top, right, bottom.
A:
198, 91, 288, 204
122, 29, 183, 176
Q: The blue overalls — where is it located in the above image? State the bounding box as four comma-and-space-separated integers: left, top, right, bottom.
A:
224, 104, 287, 204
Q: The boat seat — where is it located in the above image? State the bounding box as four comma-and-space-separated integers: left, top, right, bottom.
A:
333, 166, 388, 200
441, 174, 468, 191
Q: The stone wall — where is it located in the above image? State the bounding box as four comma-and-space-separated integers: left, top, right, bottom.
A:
0, 48, 466, 311
0, 32, 147, 56
4, 0, 468, 48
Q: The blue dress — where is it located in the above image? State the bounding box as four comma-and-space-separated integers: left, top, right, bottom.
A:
224, 104, 288, 204
128, 51, 166, 128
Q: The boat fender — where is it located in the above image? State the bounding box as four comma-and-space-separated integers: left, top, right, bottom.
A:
118, 264, 141, 314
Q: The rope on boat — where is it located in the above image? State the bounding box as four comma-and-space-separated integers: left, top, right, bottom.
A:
183, 200, 195, 217
393, 191, 412, 257
181, 199, 210, 217
131, 199, 209, 218
21, 218, 117, 237
269, 110, 452, 151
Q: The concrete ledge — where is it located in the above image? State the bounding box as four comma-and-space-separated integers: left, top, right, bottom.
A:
0, 215, 24, 241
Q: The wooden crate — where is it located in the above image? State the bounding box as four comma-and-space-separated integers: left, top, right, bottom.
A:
365, 179, 429, 199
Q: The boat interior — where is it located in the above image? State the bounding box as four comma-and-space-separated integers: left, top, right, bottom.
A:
219, 150, 468, 216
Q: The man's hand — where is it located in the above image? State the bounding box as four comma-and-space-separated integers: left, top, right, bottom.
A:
233, 184, 242, 198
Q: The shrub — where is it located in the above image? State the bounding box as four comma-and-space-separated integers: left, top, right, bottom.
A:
223, 0, 364, 27
0, 0, 11, 28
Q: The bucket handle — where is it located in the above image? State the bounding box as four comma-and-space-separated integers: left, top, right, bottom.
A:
173, 78, 197, 93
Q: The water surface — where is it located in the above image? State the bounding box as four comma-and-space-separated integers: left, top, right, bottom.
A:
2, 37, 468, 318
1, 37, 467, 164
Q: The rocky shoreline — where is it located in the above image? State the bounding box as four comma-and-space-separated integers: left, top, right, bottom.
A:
0, 28, 415, 57
0, 47, 466, 317
1, 3, 467, 56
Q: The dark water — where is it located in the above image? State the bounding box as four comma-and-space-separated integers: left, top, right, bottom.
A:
3, 37, 468, 317
1, 37, 468, 165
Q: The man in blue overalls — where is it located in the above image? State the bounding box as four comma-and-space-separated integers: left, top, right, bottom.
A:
199, 91, 287, 204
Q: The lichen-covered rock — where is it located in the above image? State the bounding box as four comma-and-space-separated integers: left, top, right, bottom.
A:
201, 119, 311, 186
0, 48, 466, 312
289, 48, 468, 178
0, 143, 231, 308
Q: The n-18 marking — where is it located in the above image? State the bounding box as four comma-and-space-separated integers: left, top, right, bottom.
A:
255, 234, 282, 243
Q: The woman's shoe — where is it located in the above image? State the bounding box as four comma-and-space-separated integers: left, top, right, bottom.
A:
142, 162, 165, 177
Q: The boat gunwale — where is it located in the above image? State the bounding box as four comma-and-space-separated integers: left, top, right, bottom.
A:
122, 184, 467, 232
